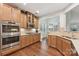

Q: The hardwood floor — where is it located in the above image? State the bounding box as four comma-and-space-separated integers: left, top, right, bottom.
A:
9, 39, 63, 56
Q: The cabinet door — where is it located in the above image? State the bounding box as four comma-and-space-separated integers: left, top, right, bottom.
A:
56, 36, 62, 51
62, 39, 72, 56
20, 36, 29, 48
51, 36, 57, 48
24, 15, 27, 28
20, 13, 27, 28
34, 17, 39, 29
48, 35, 51, 46
33, 34, 40, 43
0, 4, 2, 20
33, 34, 36, 43
12, 8, 21, 23
30, 35, 34, 44
1, 4, 12, 21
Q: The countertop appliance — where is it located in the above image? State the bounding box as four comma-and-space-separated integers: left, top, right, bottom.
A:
0, 21, 20, 49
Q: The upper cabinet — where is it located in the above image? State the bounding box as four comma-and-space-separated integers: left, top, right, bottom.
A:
0, 4, 21, 22
11, 8, 21, 23
27, 12, 39, 29
20, 13, 27, 28
0, 4, 12, 21
0, 4, 39, 29
33, 16, 39, 29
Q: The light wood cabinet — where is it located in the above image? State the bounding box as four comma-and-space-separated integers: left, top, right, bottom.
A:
0, 4, 12, 21
11, 8, 21, 23
62, 39, 72, 56
0, 4, 39, 29
33, 17, 39, 29
56, 36, 63, 51
20, 35, 30, 48
48, 35, 77, 56
48, 35, 51, 46
29, 35, 33, 44
48, 35, 56, 47
20, 13, 27, 28
51, 36, 57, 48
27, 12, 39, 29
33, 34, 40, 43
0, 4, 2, 20
20, 33, 40, 48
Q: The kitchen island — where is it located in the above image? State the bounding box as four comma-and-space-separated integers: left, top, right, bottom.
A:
48, 32, 79, 56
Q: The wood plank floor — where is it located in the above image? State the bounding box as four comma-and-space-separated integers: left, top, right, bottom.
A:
9, 39, 63, 56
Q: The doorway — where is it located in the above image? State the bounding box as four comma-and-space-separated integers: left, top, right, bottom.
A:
40, 18, 48, 41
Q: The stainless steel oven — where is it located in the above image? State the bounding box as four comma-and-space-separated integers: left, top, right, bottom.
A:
0, 21, 20, 49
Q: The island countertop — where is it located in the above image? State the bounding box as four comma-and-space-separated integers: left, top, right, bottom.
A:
48, 32, 79, 55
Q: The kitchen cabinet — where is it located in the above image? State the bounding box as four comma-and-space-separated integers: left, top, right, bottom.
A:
0, 4, 12, 21
48, 35, 77, 56
0, 4, 39, 29
62, 39, 72, 56
20, 33, 40, 48
56, 36, 63, 51
51, 36, 57, 48
33, 17, 39, 29
20, 13, 27, 28
11, 8, 21, 23
48, 35, 51, 46
27, 12, 39, 29
33, 34, 40, 43
29, 35, 33, 44
0, 4, 2, 20
20, 35, 30, 48
48, 35, 56, 48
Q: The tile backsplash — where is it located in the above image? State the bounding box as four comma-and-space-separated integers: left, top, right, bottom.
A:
20, 28, 27, 35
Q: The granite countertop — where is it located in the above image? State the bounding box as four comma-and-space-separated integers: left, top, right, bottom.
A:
48, 33, 79, 55
21, 32, 40, 36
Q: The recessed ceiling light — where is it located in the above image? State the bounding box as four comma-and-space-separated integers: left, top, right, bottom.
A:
35, 11, 39, 14
23, 3, 27, 5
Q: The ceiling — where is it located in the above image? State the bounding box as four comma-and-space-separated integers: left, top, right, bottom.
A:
10, 3, 72, 17
71, 5, 79, 13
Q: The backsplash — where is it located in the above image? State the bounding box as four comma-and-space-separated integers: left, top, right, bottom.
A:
20, 28, 27, 35
20, 28, 40, 35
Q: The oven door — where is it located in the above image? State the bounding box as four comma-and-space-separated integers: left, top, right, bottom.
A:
2, 36, 19, 49
2, 25, 19, 33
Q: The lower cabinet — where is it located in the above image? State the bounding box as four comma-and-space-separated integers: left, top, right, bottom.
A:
62, 39, 72, 56
51, 36, 57, 47
20, 33, 40, 48
56, 36, 63, 51
48, 35, 56, 47
33, 34, 40, 43
20, 35, 30, 48
48, 35, 77, 56
48, 35, 51, 46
